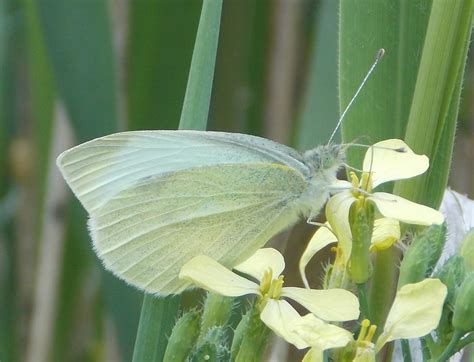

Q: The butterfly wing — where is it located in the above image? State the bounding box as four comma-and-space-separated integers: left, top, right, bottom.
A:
57, 131, 312, 295
88, 163, 309, 295
57, 130, 308, 213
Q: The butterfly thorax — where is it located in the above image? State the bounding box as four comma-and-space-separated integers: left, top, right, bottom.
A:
295, 144, 346, 218
302, 143, 346, 182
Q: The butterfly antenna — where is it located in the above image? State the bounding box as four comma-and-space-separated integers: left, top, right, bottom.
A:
328, 48, 385, 144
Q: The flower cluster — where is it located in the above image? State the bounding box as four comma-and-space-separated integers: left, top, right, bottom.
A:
178, 139, 456, 361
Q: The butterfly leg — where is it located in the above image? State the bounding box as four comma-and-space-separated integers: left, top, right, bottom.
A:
306, 217, 326, 227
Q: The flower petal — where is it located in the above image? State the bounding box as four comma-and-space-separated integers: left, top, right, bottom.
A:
260, 299, 309, 349
326, 192, 355, 262
369, 192, 444, 225
302, 348, 324, 362
179, 255, 259, 297
300, 224, 337, 288
370, 218, 401, 252
328, 180, 353, 193
293, 313, 353, 350
281, 287, 360, 321
363, 139, 429, 188
353, 345, 376, 362
375, 278, 447, 352
234, 248, 285, 281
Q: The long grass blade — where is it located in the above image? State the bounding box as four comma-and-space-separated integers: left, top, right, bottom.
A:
132, 1, 223, 361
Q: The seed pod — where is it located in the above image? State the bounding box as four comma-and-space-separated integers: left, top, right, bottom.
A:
398, 224, 446, 288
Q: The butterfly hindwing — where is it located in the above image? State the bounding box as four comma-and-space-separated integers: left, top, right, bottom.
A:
89, 163, 309, 295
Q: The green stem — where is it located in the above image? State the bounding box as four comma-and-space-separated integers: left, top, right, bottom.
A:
454, 332, 474, 354
436, 330, 464, 362
356, 283, 370, 321
132, 295, 180, 362
179, 0, 223, 130
401, 340, 412, 362
368, 249, 399, 333
420, 336, 432, 361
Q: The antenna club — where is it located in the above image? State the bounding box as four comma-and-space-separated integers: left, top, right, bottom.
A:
377, 48, 385, 60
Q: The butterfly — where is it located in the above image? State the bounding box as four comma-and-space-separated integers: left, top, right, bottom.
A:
57, 49, 385, 295
57, 131, 346, 295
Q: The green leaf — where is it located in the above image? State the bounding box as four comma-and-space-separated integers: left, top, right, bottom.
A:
37, 0, 117, 140
179, 0, 223, 130
23, 0, 55, 241
393, 0, 474, 208
295, 0, 338, 150
36, 1, 145, 359
127, 1, 202, 130
340, 0, 430, 169
339, 0, 474, 345
210, 0, 270, 134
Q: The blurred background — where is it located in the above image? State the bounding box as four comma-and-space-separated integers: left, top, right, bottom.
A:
0, 0, 472, 361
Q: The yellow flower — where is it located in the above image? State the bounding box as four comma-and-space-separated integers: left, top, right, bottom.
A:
293, 279, 447, 360
179, 248, 359, 348
299, 218, 400, 288
293, 314, 354, 361
326, 139, 443, 261
374, 278, 447, 352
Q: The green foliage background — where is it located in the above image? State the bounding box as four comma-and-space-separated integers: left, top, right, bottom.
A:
0, 0, 472, 361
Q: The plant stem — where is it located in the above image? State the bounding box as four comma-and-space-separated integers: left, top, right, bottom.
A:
454, 332, 474, 355
420, 337, 432, 361
132, 295, 180, 362
356, 283, 370, 321
401, 340, 412, 362
436, 330, 463, 362
368, 249, 399, 333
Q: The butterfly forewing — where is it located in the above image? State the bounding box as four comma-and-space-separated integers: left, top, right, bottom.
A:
57, 131, 308, 213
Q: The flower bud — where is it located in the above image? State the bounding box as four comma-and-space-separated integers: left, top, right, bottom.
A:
433, 256, 465, 338
190, 326, 230, 362
398, 224, 446, 288
231, 305, 270, 361
164, 309, 201, 361
200, 293, 234, 340
452, 273, 474, 333
434, 256, 465, 304
460, 229, 474, 273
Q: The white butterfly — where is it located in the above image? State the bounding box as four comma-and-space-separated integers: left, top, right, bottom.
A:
57, 131, 346, 295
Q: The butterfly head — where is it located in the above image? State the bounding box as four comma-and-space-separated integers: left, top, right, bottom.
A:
303, 143, 346, 180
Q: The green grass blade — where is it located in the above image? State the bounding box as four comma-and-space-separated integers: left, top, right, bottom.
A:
338, 0, 431, 337
36, 2, 146, 359
179, 0, 223, 130
294, 0, 338, 150
340, 0, 474, 344
133, 1, 222, 360
0, 2, 15, 360
127, 1, 202, 130
23, 0, 55, 241
37, 0, 117, 141
393, 0, 474, 208
210, 0, 269, 134
339, 0, 430, 168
